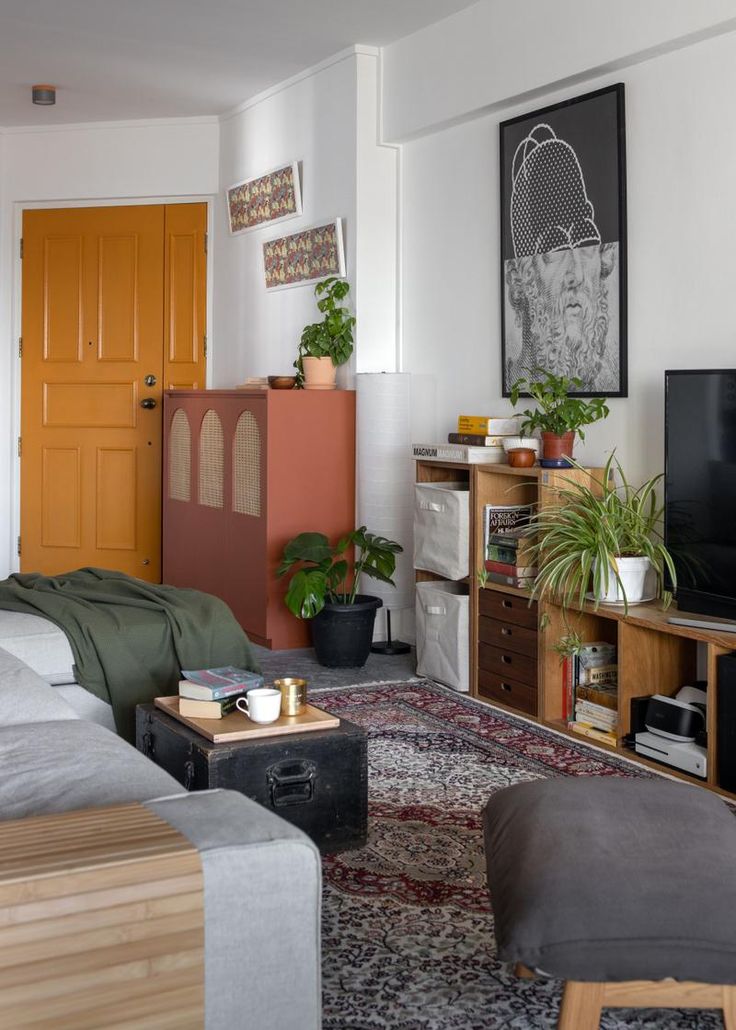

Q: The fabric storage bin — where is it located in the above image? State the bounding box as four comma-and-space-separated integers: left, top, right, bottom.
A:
413, 483, 469, 580
416, 581, 469, 692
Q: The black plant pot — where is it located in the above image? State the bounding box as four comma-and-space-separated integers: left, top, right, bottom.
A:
310, 595, 383, 668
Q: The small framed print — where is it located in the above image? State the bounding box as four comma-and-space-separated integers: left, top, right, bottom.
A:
500, 84, 627, 396
263, 218, 346, 291
226, 161, 302, 234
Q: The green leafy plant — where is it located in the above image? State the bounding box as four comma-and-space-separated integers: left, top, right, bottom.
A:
509, 368, 609, 439
294, 277, 355, 387
524, 453, 677, 614
278, 527, 402, 619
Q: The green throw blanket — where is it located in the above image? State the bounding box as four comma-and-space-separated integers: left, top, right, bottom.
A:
0, 568, 260, 742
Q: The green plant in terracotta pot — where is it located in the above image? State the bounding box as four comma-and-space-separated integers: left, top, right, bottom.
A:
509, 367, 609, 463
294, 277, 355, 389
278, 527, 402, 667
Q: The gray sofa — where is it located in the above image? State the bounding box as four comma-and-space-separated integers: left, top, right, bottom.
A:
0, 645, 322, 1029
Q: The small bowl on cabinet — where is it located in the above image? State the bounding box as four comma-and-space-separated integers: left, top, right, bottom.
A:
507, 447, 537, 468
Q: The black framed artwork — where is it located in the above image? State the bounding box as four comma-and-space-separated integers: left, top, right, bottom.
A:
500, 83, 627, 396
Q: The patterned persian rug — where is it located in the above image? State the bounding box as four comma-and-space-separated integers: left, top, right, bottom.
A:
312, 680, 718, 1030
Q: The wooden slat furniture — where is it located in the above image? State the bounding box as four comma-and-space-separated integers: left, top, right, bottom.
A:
415, 456, 736, 799
0, 803, 204, 1029
558, 978, 736, 1029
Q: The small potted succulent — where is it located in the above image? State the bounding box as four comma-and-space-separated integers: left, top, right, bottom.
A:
278, 527, 402, 667
525, 453, 677, 614
294, 277, 355, 389
509, 368, 609, 463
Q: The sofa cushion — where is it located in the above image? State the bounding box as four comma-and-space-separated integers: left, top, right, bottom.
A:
0, 610, 76, 685
483, 776, 736, 984
0, 646, 79, 726
0, 719, 181, 821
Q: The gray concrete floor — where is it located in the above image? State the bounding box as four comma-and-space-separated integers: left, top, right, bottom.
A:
252, 643, 417, 689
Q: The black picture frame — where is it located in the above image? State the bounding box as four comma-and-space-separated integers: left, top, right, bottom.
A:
500, 83, 627, 397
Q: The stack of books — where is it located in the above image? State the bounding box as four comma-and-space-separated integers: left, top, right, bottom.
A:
178, 666, 264, 719
483, 503, 536, 587
412, 415, 522, 464
563, 642, 618, 746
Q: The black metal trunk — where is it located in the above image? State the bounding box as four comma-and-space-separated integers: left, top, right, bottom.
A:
136, 704, 368, 853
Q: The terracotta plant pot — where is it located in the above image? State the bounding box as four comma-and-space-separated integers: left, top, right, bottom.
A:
541, 431, 575, 461
303, 356, 337, 390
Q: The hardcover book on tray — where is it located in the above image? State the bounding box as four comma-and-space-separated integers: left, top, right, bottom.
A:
412, 443, 506, 463
179, 666, 264, 701
178, 694, 244, 719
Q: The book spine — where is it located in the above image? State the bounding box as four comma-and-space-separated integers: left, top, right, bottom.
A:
457, 416, 521, 434
575, 700, 617, 725
179, 680, 248, 700
575, 684, 618, 709
485, 544, 519, 564
486, 572, 534, 588
570, 722, 618, 746
484, 560, 536, 577
486, 531, 524, 547
448, 433, 508, 446
562, 657, 570, 722
578, 665, 618, 686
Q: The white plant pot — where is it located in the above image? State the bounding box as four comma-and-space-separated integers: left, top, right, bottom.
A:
594, 556, 655, 605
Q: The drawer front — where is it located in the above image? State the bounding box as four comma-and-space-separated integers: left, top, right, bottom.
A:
479, 588, 537, 629
477, 669, 537, 716
478, 642, 537, 687
478, 616, 537, 657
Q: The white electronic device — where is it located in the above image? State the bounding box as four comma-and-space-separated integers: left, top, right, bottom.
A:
634, 732, 707, 779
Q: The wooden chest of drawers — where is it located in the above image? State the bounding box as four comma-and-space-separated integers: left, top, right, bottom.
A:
477, 588, 538, 716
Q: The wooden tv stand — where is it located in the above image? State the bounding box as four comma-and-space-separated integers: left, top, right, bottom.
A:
414, 457, 736, 799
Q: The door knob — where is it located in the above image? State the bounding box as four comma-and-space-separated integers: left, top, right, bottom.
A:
144, 374, 157, 387
140, 398, 157, 409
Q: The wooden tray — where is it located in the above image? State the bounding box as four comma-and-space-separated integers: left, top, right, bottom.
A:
154, 696, 340, 743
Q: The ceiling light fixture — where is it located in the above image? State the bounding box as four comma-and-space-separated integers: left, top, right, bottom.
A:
32, 84, 56, 106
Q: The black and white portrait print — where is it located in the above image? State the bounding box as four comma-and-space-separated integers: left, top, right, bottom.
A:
500, 85, 627, 396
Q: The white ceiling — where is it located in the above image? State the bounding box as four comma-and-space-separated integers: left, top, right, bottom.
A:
0, 0, 475, 127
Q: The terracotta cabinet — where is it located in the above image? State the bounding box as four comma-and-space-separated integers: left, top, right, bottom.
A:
163, 389, 356, 649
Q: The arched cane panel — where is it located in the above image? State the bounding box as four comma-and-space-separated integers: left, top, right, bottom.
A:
168, 409, 191, 501
233, 411, 262, 517
198, 410, 224, 508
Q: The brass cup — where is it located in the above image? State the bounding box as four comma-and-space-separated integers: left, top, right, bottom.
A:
274, 678, 307, 716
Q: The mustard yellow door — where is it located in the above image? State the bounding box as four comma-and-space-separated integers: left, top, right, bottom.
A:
20, 203, 206, 581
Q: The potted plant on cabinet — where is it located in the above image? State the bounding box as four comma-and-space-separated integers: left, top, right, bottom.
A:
294, 276, 355, 389
509, 368, 609, 463
525, 453, 677, 614
278, 527, 402, 667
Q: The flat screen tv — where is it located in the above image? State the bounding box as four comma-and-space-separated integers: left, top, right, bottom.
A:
665, 369, 736, 620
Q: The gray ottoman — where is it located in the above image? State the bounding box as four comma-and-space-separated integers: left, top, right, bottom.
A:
483, 777, 736, 1029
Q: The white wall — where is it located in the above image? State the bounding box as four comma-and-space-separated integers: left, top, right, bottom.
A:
383, 0, 736, 142
213, 53, 359, 388
212, 47, 398, 389
390, 13, 736, 487
0, 117, 219, 576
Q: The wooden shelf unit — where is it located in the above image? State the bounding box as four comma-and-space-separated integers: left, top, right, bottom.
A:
414, 457, 736, 797
538, 598, 735, 795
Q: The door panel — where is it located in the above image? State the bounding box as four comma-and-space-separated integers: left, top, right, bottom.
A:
43, 236, 83, 362
164, 204, 207, 391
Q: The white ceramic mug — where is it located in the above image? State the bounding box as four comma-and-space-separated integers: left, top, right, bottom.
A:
236, 688, 281, 724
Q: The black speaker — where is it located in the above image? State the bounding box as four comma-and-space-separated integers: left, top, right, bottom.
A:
717, 653, 736, 792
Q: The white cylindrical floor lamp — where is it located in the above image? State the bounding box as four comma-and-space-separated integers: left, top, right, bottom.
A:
356, 372, 413, 655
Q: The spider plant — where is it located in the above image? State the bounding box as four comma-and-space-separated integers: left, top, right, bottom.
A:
525, 453, 677, 614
